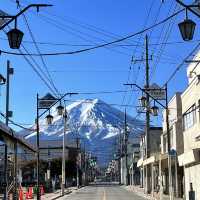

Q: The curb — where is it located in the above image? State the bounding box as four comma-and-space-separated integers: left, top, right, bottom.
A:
51, 190, 72, 200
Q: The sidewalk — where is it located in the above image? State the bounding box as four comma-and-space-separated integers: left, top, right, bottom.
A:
124, 185, 183, 200
41, 187, 78, 200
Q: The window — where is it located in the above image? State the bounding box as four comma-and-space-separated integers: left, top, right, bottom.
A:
163, 135, 168, 153
183, 104, 196, 131
198, 99, 200, 120
170, 128, 174, 147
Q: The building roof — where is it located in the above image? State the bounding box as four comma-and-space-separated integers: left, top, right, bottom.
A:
0, 121, 36, 152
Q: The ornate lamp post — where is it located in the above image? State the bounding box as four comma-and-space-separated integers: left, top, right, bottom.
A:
125, 83, 172, 200
140, 96, 147, 108
56, 103, 68, 196
0, 4, 52, 49
176, 0, 200, 41
7, 27, 24, 49
178, 9, 196, 41
151, 105, 159, 117
46, 113, 54, 125
36, 92, 78, 200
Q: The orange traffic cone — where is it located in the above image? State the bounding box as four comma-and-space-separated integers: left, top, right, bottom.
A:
28, 187, 33, 199
19, 187, 23, 200
25, 190, 29, 199
40, 185, 44, 195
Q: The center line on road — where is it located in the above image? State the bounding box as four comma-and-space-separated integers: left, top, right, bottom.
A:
102, 188, 106, 200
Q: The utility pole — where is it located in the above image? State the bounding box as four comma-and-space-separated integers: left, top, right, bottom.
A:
118, 131, 122, 185
83, 143, 87, 186
165, 84, 173, 200
5, 60, 16, 199
124, 35, 151, 192
6, 60, 14, 126
36, 94, 40, 200
145, 34, 151, 194
61, 109, 67, 196
76, 137, 80, 189
4, 144, 7, 200
124, 109, 129, 186
13, 142, 17, 200
124, 36, 170, 199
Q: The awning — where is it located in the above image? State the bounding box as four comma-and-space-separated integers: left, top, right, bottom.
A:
160, 153, 168, 160
195, 135, 200, 141
143, 156, 155, 166
178, 148, 200, 166
137, 158, 143, 167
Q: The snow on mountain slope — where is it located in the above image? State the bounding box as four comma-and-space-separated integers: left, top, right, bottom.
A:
19, 99, 144, 166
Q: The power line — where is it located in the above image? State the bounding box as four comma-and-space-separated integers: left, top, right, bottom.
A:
21, 11, 60, 97
0, 35, 198, 47
0, 111, 34, 131
0, 9, 184, 57
3, 25, 59, 97
122, 0, 162, 114
19, 44, 58, 96
127, 3, 161, 113
164, 42, 200, 86
150, 2, 178, 81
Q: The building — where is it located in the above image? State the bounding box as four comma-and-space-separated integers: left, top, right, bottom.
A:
137, 127, 162, 196
129, 142, 140, 186
161, 92, 184, 198
178, 54, 200, 200
0, 121, 36, 198
120, 136, 140, 185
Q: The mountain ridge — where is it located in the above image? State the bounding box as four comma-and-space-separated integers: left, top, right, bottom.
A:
19, 98, 144, 166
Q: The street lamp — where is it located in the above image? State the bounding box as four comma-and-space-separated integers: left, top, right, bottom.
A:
57, 104, 64, 116
0, 4, 52, 49
36, 92, 78, 200
140, 96, 147, 108
151, 105, 159, 116
178, 12, 196, 41
174, 2, 197, 41
46, 113, 53, 125
7, 28, 24, 49
124, 83, 172, 200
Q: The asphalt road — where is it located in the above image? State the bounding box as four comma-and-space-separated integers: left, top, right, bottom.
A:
59, 183, 146, 200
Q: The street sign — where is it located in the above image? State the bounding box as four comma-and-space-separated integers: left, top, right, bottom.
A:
169, 149, 177, 156
146, 83, 166, 100
38, 93, 57, 109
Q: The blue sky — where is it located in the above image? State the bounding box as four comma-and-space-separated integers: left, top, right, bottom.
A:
0, 0, 199, 130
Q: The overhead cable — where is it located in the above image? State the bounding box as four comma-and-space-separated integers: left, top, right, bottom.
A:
0, 9, 184, 57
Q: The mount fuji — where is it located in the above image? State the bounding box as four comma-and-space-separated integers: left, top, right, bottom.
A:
19, 99, 144, 166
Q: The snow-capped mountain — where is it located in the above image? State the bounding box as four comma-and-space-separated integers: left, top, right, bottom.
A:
19, 99, 144, 166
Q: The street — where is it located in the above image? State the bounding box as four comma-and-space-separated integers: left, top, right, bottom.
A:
1, 1, 199, 200
58, 183, 146, 200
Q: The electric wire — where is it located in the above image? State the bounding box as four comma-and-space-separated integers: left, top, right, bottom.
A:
19, 44, 58, 97
164, 42, 200, 86
21, 12, 60, 97
0, 9, 184, 57
121, 0, 155, 112
39, 14, 132, 57
150, 2, 178, 81
0, 35, 199, 47
128, 1, 162, 110
2, 23, 59, 97
0, 111, 34, 131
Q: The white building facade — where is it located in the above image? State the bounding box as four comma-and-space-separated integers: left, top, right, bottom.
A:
161, 92, 184, 198
178, 52, 200, 200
